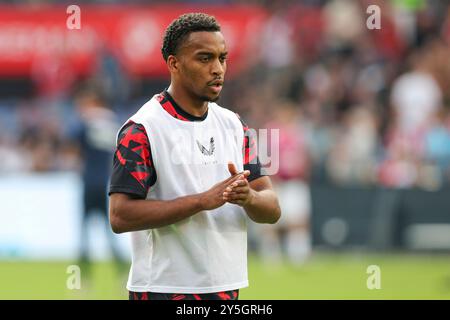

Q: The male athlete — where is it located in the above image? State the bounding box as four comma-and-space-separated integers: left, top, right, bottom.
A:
109, 13, 281, 300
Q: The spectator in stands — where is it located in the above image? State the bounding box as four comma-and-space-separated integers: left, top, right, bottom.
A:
258, 101, 312, 264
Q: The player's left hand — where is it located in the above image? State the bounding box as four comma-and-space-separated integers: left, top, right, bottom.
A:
222, 176, 254, 207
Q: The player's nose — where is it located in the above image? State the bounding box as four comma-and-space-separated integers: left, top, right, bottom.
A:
211, 58, 224, 77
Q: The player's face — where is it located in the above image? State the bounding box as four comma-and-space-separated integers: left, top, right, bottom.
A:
176, 31, 227, 102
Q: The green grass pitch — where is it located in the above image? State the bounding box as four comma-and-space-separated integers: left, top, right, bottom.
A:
1, 253, 450, 299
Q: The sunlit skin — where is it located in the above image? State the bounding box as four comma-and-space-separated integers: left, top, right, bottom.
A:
166, 31, 227, 117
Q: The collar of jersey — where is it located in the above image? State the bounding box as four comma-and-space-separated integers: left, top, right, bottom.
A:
161, 90, 209, 122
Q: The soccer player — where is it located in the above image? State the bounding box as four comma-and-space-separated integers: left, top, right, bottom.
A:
108, 13, 281, 300
73, 85, 126, 279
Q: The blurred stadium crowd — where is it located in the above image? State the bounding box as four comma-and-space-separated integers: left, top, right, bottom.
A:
1, 1, 450, 296
1, 0, 450, 192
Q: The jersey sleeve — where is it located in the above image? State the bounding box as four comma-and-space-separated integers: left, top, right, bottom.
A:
236, 113, 266, 182
108, 121, 156, 199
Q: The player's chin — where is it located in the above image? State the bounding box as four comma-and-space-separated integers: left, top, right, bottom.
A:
209, 94, 220, 102
201, 92, 221, 102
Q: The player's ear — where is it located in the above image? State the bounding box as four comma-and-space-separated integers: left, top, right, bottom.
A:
167, 55, 179, 73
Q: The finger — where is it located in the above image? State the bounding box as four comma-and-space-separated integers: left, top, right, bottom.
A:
225, 181, 249, 193
228, 186, 249, 194
223, 192, 231, 201
243, 170, 250, 178
225, 199, 246, 206
228, 162, 238, 176
228, 179, 248, 188
223, 191, 247, 205
222, 173, 243, 185
226, 183, 249, 193
222, 182, 242, 196
223, 191, 248, 201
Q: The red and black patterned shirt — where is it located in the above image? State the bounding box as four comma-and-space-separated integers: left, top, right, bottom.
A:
109, 90, 263, 199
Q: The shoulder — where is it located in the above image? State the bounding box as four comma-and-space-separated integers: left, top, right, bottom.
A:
117, 95, 161, 135
117, 121, 149, 147
133, 95, 162, 119
209, 102, 244, 129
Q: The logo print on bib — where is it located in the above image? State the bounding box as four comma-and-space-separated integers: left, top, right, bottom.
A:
196, 137, 215, 156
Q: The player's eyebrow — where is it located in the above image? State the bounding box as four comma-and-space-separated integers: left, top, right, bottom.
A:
195, 51, 228, 57
195, 51, 214, 56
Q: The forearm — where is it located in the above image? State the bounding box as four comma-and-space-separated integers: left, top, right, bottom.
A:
243, 189, 281, 224
109, 193, 204, 233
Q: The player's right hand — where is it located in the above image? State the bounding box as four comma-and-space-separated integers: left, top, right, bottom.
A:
199, 163, 250, 211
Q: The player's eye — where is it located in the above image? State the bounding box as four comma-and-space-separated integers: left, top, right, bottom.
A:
200, 56, 210, 62
219, 56, 227, 63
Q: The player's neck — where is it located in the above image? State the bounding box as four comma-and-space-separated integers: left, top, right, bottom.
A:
167, 85, 208, 118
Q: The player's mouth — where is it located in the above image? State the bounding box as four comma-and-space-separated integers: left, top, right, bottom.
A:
208, 80, 223, 94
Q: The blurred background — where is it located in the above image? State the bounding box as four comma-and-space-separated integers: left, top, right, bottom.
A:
1, 0, 450, 299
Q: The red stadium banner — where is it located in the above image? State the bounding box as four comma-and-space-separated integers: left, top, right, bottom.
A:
0, 5, 268, 77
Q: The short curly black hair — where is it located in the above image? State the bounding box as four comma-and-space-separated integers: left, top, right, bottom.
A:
161, 13, 221, 61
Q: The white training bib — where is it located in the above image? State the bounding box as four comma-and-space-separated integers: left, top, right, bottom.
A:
122, 95, 248, 293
